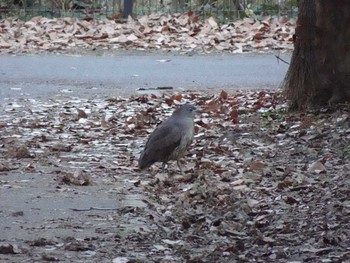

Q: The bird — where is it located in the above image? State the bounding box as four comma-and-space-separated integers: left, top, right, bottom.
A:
138, 103, 200, 174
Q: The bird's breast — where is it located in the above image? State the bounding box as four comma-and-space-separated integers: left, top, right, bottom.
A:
167, 122, 194, 160
180, 123, 194, 148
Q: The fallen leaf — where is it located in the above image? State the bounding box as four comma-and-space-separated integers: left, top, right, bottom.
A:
308, 160, 327, 174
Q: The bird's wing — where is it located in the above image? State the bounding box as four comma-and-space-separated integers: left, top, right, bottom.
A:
145, 122, 182, 155
138, 117, 192, 169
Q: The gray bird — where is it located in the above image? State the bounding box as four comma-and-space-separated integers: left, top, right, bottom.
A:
138, 103, 199, 174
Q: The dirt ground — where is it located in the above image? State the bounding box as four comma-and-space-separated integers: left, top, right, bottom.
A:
0, 88, 349, 263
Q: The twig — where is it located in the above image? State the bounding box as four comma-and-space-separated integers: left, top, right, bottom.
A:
137, 87, 173, 91
275, 55, 290, 65
70, 207, 118, 211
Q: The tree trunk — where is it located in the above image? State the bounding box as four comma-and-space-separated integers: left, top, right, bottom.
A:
281, 0, 350, 109
172, 0, 186, 12
123, 0, 133, 17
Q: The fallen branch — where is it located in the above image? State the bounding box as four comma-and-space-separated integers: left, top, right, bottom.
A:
275, 54, 290, 65
70, 207, 118, 211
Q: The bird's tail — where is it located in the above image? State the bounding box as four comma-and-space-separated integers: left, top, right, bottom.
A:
138, 150, 155, 170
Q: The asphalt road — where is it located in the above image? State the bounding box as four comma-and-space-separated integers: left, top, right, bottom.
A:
0, 53, 291, 101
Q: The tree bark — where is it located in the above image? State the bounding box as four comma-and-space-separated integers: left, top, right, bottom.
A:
315, 0, 350, 105
281, 0, 318, 109
282, 0, 350, 109
123, 0, 133, 17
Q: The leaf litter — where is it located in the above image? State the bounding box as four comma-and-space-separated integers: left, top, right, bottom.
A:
0, 13, 294, 55
0, 90, 349, 262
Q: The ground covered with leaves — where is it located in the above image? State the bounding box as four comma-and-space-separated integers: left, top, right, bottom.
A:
0, 12, 294, 55
0, 90, 349, 262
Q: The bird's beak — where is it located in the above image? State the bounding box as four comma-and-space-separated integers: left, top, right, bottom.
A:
195, 108, 202, 114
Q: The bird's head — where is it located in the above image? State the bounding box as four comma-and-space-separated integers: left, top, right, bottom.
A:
173, 103, 201, 118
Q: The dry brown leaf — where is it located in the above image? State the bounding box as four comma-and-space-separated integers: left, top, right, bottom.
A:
77, 109, 88, 119
8, 145, 33, 159
249, 161, 265, 171
308, 160, 327, 174
219, 90, 228, 100
60, 170, 91, 186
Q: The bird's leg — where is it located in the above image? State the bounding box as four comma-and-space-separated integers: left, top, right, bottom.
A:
162, 162, 166, 174
177, 160, 184, 175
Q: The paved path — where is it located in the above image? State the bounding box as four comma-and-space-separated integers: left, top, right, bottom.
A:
0, 53, 291, 100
